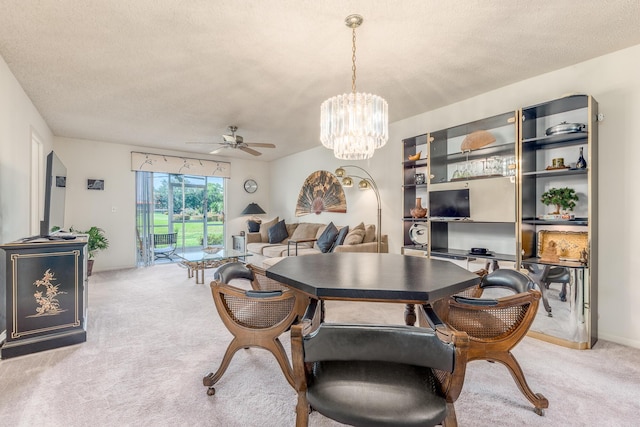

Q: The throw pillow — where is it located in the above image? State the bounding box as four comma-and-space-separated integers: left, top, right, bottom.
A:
259, 217, 279, 243
329, 225, 349, 252
344, 222, 366, 245
289, 223, 323, 247
363, 224, 376, 243
268, 219, 288, 244
247, 220, 261, 233
316, 222, 338, 253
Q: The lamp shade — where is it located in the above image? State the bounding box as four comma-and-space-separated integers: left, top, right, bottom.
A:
241, 203, 266, 215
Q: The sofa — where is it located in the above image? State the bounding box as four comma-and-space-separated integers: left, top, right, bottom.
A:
245, 217, 388, 263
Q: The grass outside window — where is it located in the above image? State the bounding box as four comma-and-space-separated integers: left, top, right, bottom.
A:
153, 213, 223, 247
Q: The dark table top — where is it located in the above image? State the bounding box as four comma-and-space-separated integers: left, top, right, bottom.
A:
265, 253, 481, 303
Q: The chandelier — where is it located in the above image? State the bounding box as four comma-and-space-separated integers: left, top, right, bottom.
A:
320, 14, 388, 160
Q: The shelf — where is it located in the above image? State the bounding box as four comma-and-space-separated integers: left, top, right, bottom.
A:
402, 217, 429, 222
429, 143, 515, 162
521, 257, 588, 269
522, 94, 588, 119
403, 244, 428, 251
430, 247, 516, 263
522, 217, 588, 226
449, 174, 505, 182
521, 168, 588, 178
402, 184, 428, 189
402, 159, 428, 168
522, 132, 587, 148
429, 218, 515, 224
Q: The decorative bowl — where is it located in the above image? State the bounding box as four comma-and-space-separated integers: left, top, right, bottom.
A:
409, 223, 428, 246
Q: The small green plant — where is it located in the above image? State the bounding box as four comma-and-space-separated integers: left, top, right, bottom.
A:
71, 226, 109, 259
540, 187, 579, 214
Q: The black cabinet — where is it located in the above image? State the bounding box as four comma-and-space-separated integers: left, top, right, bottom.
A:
0, 238, 88, 358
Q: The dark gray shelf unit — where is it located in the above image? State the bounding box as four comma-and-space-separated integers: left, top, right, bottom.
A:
430, 247, 517, 264
427, 110, 517, 260
402, 133, 429, 248
519, 94, 598, 348
429, 111, 516, 185
400, 94, 598, 349
519, 94, 596, 256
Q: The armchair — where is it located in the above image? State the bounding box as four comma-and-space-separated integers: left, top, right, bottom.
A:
203, 263, 307, 396
429, 269, 548, 415
291, 299, 469, 427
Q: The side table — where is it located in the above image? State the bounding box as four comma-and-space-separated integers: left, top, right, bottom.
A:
287, 238, 317, 256
232, 234, 246, 253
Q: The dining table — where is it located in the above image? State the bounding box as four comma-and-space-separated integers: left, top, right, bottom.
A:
265, 252, 481, 325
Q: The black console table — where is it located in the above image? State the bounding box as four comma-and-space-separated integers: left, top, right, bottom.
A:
0, 237, 88, 359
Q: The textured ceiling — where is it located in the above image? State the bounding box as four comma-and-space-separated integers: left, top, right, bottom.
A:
1, 1, 640, 162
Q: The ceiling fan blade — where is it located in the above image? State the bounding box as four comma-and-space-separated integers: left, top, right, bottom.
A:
209, 145, 231, 155
239, 146, 262, 156
222, 134, 236, 143
244, 143, 276, 148
185, 141, 222, 145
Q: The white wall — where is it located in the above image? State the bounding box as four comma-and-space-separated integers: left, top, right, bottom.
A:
0, 55, 54, 243
54, 137, 271, 272
270, 44, 640, 348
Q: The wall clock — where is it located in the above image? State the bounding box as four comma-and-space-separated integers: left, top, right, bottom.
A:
243, 179, 258, 193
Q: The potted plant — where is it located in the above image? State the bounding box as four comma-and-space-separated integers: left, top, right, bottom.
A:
540, 187, 579, 215
71, 226, 109, 276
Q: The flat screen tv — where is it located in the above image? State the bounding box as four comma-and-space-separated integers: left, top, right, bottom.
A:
40, 151, 67, 237
429, 189, 470, 219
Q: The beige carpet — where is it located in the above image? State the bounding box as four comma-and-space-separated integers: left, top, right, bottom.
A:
1, 263, 639, 426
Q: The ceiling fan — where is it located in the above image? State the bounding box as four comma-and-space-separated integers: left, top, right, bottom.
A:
186, 126, 276, 156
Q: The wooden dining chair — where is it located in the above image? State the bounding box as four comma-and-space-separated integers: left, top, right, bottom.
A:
203, 262, 307, 396
291, 299, 469, 427
428, 269, 549, 415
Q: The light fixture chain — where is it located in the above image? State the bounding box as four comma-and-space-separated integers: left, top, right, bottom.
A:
351, 26, 357, 94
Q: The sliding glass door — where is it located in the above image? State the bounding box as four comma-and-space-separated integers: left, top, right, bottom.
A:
136, 171, 225, 265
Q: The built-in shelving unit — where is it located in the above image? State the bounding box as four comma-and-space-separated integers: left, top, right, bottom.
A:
400, 94, 599, 349
518, 94, 598, 349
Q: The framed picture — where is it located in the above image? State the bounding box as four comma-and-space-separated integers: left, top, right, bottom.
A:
87, 179, 104, 190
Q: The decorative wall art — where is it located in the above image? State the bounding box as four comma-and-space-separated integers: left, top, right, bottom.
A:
29, 269, 67, 317
295, 170, 347, 217
87, 179, 105, 190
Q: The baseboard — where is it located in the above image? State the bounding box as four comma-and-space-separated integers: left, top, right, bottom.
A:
526, 330, 589, 350
597, 332, 640, 350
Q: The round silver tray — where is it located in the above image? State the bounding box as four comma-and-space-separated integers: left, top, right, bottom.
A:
409, 223, 428, 245
545, 121, 586, 136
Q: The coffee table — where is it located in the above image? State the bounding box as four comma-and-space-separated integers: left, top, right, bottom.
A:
176, 248, 251, 284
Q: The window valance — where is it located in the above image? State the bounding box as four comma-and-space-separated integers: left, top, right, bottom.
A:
130, 152, 231, 178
